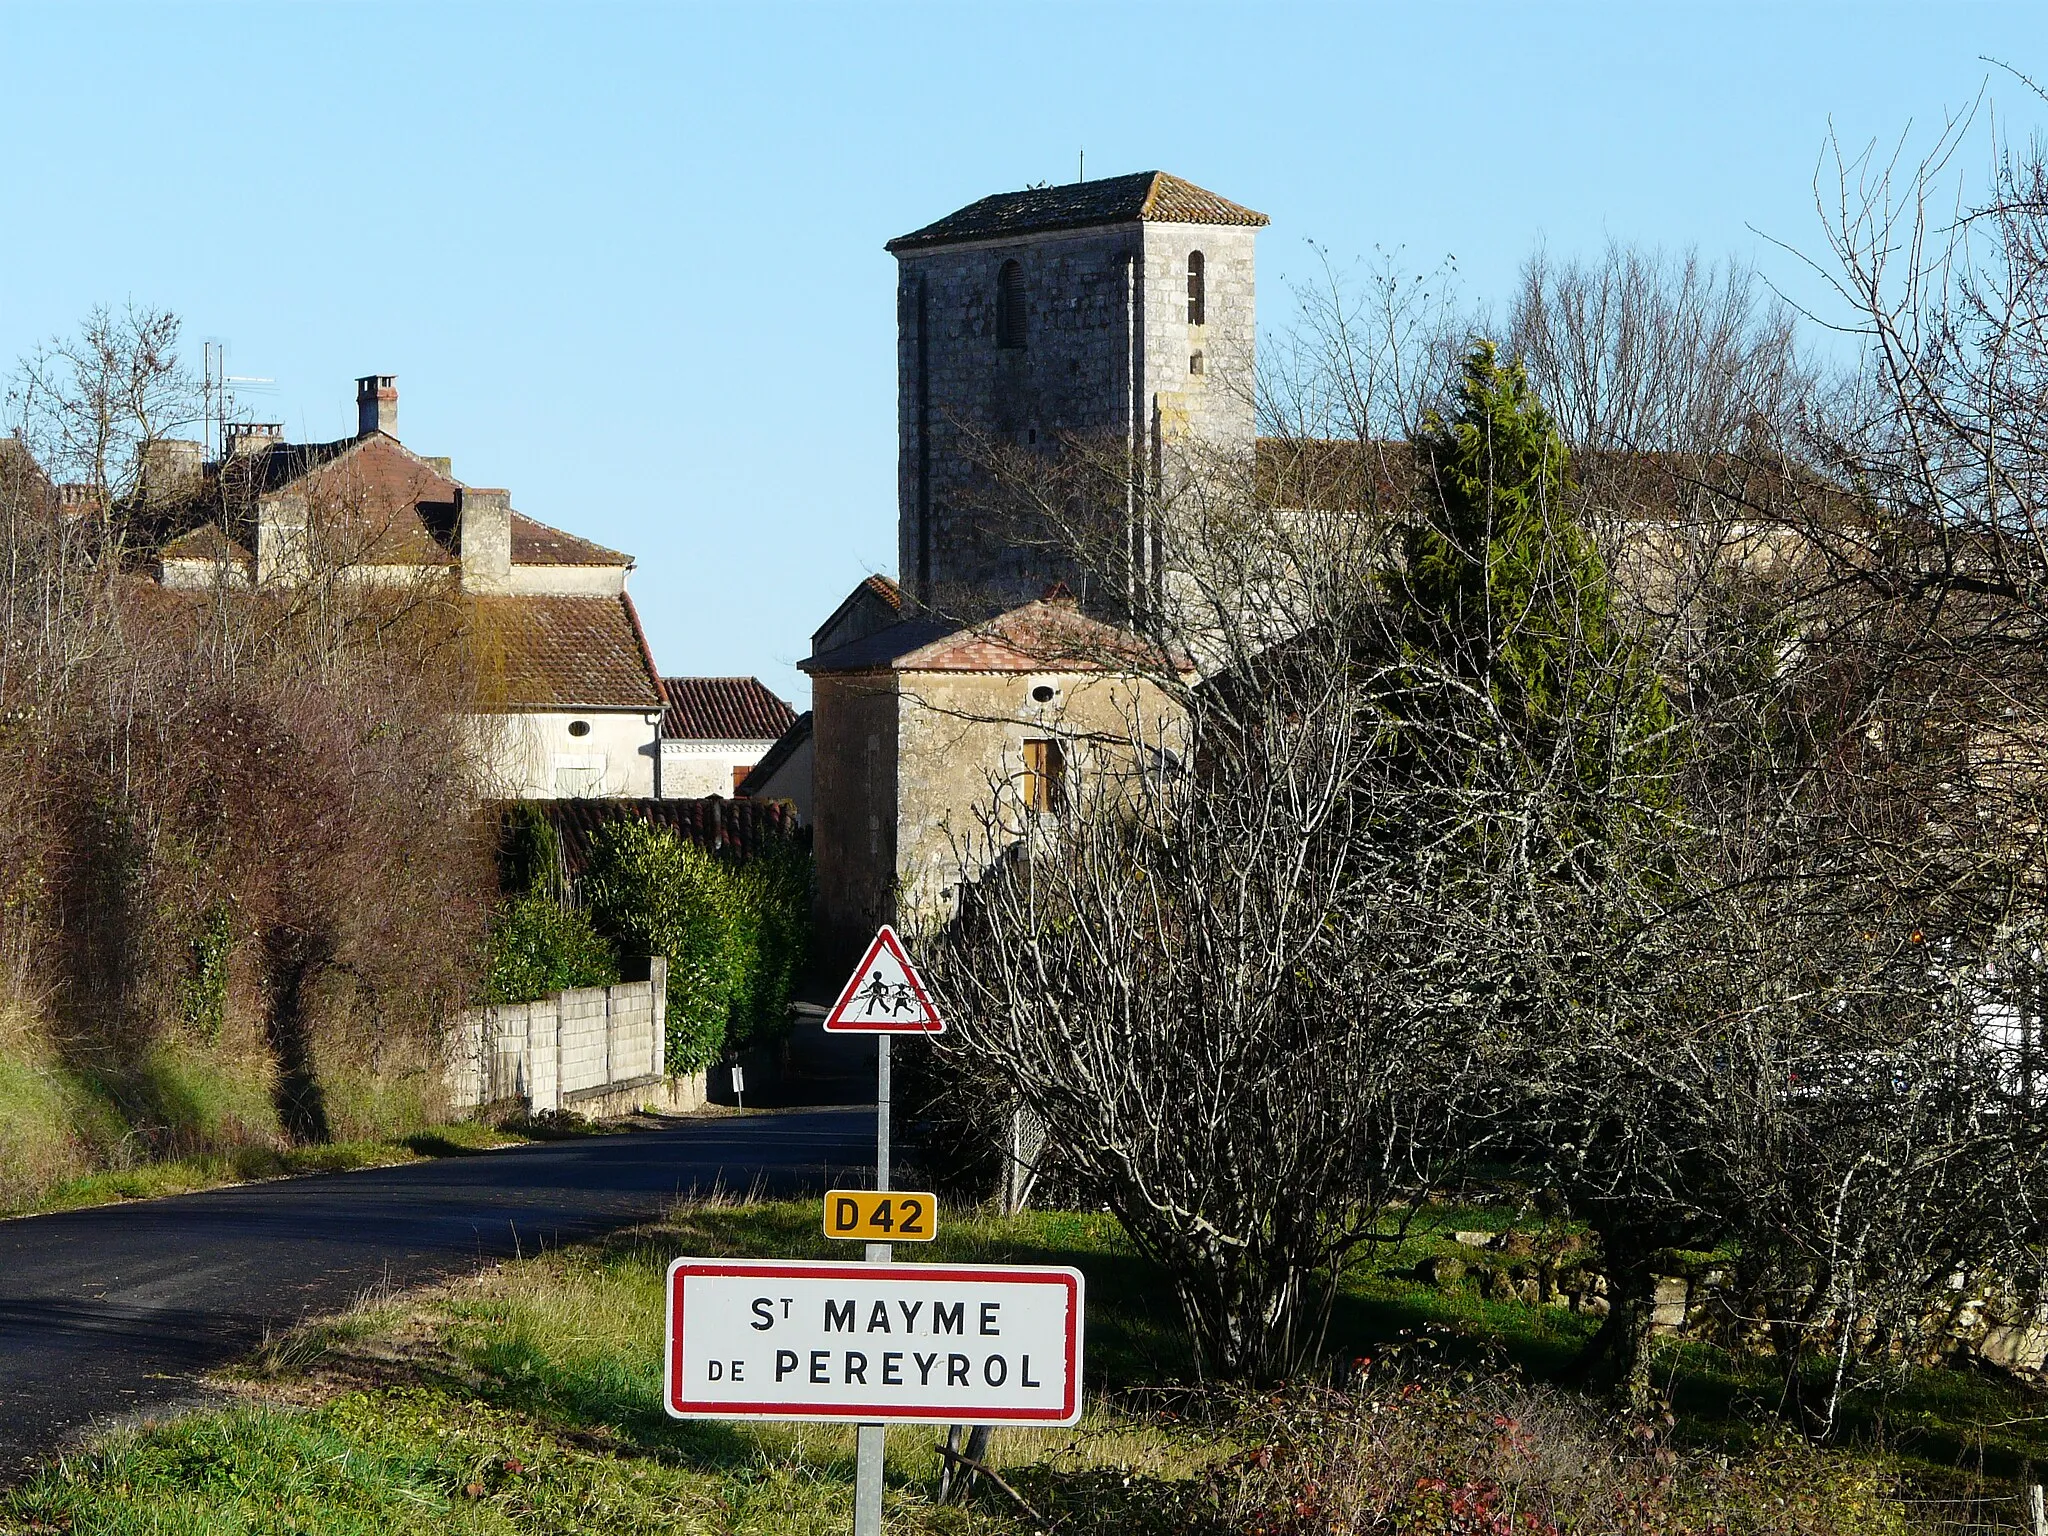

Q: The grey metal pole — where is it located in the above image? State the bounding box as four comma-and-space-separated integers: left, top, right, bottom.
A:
854, 1034, 892, 1535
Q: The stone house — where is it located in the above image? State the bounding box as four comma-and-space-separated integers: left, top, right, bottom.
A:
806, 170, 1858, 950
798, 172, 1260, 949
147, 375, 666, 798
803, 589, 1183, 956
735, 710, 813, 822
656, 676, 797, 798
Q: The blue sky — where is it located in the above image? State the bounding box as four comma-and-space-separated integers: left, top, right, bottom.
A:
0, 2, 2040, 706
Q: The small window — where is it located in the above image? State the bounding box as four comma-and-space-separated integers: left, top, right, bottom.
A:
567, 719, 591, 738
732, 764, 751, 795
1022, 737, 1065, 813
1030, 683, 1056, 704
1190, 350, 1204, 376
1187, 250, 1206, 325
996, 259, 1026, 349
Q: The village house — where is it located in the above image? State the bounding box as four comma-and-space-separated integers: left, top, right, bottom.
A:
656, 676, 797, 798
796, 172, 1262, 953
798, 170, 1844, 954
146, 375, 667, 798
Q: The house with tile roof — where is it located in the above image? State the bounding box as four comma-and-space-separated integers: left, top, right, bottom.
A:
802, 587, 1185, 954
147, 375, 666, 798
797, 169, 1261, 950
656, 676, 797, 798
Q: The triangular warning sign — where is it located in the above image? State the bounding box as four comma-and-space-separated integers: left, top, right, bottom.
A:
823, 925, 946, 1034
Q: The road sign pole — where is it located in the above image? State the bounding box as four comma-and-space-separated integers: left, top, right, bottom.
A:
855, 1032, 892, 1534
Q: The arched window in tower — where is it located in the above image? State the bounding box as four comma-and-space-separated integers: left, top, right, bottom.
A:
1187, 250, 1206, 325
996, 260, 1026, 349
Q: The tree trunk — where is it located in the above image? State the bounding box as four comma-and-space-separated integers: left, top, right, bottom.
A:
262, 927, 330, 1144
1567, 1246, 1660, 1415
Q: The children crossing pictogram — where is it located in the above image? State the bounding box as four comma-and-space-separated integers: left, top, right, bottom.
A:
823, 925, 946, 1034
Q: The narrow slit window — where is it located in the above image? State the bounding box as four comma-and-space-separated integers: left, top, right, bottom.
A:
996, 259, 1026, 349
1187, 250, 1206, 325
1022, 737, 1065, 813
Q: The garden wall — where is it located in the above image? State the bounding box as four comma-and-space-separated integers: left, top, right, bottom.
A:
447, 957, 706, 1117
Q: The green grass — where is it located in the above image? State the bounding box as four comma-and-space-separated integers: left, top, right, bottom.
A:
6, 1197, 2043, 1533
11, 1120, 547, 1220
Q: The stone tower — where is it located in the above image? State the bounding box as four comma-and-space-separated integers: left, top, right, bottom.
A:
887, 171, 1267, 619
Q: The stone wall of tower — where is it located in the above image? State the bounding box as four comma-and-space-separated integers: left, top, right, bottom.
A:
1136, 223, 1259, 500
895, 220, 1258, 621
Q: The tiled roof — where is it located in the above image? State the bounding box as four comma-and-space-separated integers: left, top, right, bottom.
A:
207, 434, 633, 570
471, 594, 663, 710
812, 573, 906, 657
804, 597, 1177, 676
241, 434, 460, 566
737, 710, 812, 798
512, 513, 628, 567
887, 171, 1268, 252
659, 676, 797, 741
801, 616, 958, 673
158, 523, 252, 565
897, 596, 1175, 673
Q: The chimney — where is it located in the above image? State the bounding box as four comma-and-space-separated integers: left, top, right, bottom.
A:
355, 374, 397, 437
223, 422, 284, 458
458, 487, 512, 594
140, 438, 203, 505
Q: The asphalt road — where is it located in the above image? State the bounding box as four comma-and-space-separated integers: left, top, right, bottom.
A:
0, 1107, 873, 1478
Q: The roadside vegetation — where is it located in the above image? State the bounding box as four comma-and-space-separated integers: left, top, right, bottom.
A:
484, 807, 813, 1074
7, 1196, 2040, 1534
3, 1116, 601, 1222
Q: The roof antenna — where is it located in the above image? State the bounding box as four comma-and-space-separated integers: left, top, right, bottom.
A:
1077, 147, 1084, 182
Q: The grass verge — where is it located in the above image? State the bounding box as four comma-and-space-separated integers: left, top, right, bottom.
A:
4, 1199, 2043, 1532
5, 1115, 615, 1222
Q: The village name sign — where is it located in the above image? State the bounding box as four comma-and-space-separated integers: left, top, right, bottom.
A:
663, 926, 1086, 1529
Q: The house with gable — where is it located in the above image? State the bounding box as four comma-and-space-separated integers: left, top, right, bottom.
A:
797, 171, 1258, 953
149, 374, 666, 798
656, 676, 797, 798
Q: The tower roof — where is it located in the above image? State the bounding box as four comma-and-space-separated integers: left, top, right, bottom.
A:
886, 171, 1268, 252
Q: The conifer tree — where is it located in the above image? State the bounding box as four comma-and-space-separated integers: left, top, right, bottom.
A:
1399, 339, 1673, 798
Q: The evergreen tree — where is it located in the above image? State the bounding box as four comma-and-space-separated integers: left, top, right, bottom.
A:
1399, 339, 1672, 790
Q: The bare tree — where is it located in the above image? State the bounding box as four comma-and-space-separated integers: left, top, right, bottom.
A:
923, 204, 2048, 1423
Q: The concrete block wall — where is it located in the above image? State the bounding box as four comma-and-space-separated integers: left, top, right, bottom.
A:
448, 956, 697, 1115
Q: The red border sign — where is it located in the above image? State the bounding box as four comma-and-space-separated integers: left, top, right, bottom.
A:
822, 925, 946, 1034
664, 1257, 1082, 1424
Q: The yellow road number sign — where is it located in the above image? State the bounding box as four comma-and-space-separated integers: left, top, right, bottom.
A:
823, 1189, 938, 1242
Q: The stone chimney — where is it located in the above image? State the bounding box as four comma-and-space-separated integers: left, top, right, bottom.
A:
140, 438, 203, 506
459, 487, 512, 594
223, 422, 284, 458
355, 374, 397, 437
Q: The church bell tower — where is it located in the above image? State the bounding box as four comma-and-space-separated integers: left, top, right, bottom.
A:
886, 170, 1267, 619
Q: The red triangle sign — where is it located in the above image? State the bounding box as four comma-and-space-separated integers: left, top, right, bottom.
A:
823, 925, 946, 1034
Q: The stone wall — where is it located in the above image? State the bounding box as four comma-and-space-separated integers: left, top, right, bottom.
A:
446, 956, 706, 1116
810, 671, 902, 963
894, 220, 1259, 619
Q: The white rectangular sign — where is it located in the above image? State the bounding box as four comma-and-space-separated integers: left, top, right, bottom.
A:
664, 1258, 1083, 1425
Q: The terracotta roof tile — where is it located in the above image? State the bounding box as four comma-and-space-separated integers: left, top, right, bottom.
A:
887, 171, 1268, 252
511, 513, 628, 567
159, 523, 252, 565
659, 676, 797, 741
471, 594, 662, 710
804, 596, 1178, 676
